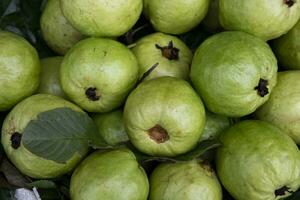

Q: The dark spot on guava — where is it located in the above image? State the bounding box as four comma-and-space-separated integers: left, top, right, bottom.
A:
148, 125, 169, 143
11, 132, 22, 149
254, 78, 269, 97
103, 51, 107, 56
284, 0, 295, 7
155, 41, 179, 60
275, 186, 291, 197
85, 87, 100, 101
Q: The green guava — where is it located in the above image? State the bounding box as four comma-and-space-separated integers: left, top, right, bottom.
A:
124, 77, 206, 157
149, 160, 222, 200
216, 120, 300, 200
190, 31, 278, 117
70, 148, 149, 200
92, 109, 128, 146
60, 38, 139, 113
131, 32, 192, 81
272, 20, 300, 70
219, 0, 300, 41
201, 0, 222, 32
143, 0, 210, 34
40, 0, 83, 55
60, 0, 142, 37
255, 71, 300, 144
37, 57, 67, 99
1, 94, 89, 179
0, 31, 40, 111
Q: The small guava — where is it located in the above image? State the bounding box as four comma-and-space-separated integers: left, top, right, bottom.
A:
60, 0, 142, 37
219, 0, 300, 40
272, 20, 300, 70
70, 148, 149, 200
201, 0, 222, 32
40, 0, 83, 55
149, 160, 222, 200
131, 32, 192, 81
1, 94, 89, 179
143, 0, 210, 34
92, 109, 128, 146
124, 77, 206, 157
216, 120, 300, 200
60, 38, 139, 113
190, 31, 278, 117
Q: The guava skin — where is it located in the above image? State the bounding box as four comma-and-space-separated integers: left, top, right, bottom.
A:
272, 20, 300, 70
70, 148, 149, 200
0, 31, 40, 111
1, 94, 89, 179
256, 71, 300, 144
37, 57, 67, 99
149, 160, 222, 200
92, 109, 128, 146
190, 31, 278, 117
40, 0, 83, 55
131, 32, 192, 81
143, 0, 210, 34
219, 0, 300, 41
60, 0, 142, 37
216, 120, 300, 200
124, 77, 206, 157
60, 38, 139, 113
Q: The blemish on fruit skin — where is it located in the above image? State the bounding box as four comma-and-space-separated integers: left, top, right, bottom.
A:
284, 0, 295, 7
85, 87, 100, 101
155, 41, 179, 61
275, 186, 292, 197
11, 132, 22, 149
254, 78, 269, 97
148, 124, 169, 143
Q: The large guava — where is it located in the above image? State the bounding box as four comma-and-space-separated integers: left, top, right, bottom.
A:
143, 0, 210, 34
216, 120, 300, 200
149, 160, 222, 200
190, 31, 278, 117
124, 77, 206, 157
0, 31, 40, 111
219, 0, 300, 41
40, 0, 83, 55
1, 94, 89, 179
60, 38, 139, 113
70, 148, 149, 200
60, 0, 142, 37
131, 32, 192, 81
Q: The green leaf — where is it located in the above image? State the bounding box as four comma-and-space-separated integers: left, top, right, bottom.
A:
28, 180, 56, 189
22, 108, 109, 164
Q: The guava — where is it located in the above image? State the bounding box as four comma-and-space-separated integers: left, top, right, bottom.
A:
60, 38, 139, 113
201, 0, 222, 32
40, 0, 83, 55
92, 109, 128, 146
143, 0, 210, 34
37, 57, 67, 99
1, 94, 89, 179
219, 0, 300, 41
149, 160, 222, 200
0, 31, 40, 111
70, 148, 149, 200
272, 20, 300, 70
60, 0, 142, 37
124, 77, 206, 157
190, 31, 277, 117
255, 71, 300, 144
216, 120, 300, 200
131, 32, 192, 81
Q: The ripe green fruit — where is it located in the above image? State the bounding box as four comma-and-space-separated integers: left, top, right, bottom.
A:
149, 160, 222, 200
61, 0, 142, 37
143, 0, 210, 34
40, 0, 83, 55
70, 148, 149, 200
216, 120, 300, 200
190, 31, 277, 117
124, 77, 205, 157
256, 71, 300, 144
1, 94, 88, 178
60, 38, 139, 113
219, 0, 300, 41
0, 31, 40, 111
272, 20, 300, 70
92, 109, 128, 146
131, 32, 192, 81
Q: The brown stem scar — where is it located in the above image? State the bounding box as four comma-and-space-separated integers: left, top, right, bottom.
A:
85, 87, 100, 101
254, 78, 269, 97
275, 186, 292, 197
155, 41, 179, 60
11, 132, 22, 149
148, 125, 169, 143
284, 0, 295, 7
